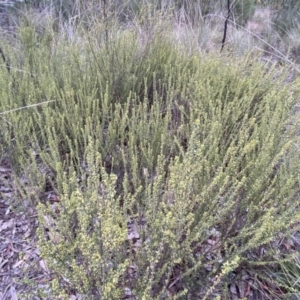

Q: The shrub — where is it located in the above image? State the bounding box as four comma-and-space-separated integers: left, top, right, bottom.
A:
1, 10, 300, 300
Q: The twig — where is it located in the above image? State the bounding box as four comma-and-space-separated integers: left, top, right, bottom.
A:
221, 0, 232, 52
0, 100, 56, 116
103, 0, 109, 49
0, 45, 10, 73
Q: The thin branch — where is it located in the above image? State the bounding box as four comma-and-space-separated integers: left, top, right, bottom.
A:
221, 0, 232, 52
0, 100, 56, 116
0, 46, 10, 73
103, 0, 109, 49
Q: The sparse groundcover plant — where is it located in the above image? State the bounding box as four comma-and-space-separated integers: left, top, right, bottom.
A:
268, 0, 300, 34
273, 255, 300, 298
172, 0, 221, 25
232, 0, 257, 26
1, 3, 300, 300
253, 254, 300, 299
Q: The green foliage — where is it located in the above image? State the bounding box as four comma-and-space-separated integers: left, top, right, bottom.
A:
37, 144, 129, 298
271, 0, 300, 34
257, 0, 300, 34
232, 0, 256, 26
1, 7, 300, 300
172, 0, 220, 24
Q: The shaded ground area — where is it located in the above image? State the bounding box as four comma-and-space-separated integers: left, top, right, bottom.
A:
0, 158, 53, 300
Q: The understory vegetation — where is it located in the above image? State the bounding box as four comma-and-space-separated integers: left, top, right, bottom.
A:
1, 0, 300, 299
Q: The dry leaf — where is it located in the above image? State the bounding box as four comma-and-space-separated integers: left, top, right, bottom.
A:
12, 260, 24, 269
127, 223, 139, 240
230, 283, 238, 295
39, 259, 50, 273
10, 286, 18, 300
0, 219, 14, 231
